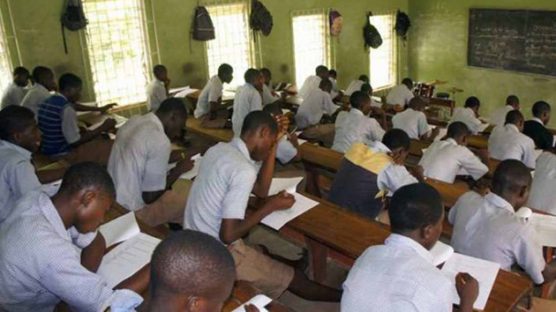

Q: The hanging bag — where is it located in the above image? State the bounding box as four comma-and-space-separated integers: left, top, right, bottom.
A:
192, 6, 215, 41
250, 0, 273, 36
60, 0, 88, 54
363, 12, 383, 49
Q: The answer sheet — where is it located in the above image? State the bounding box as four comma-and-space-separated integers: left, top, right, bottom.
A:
179, 153, 202, 180
268, 177, 304, 196
529, 213, 556, 247
261, 192, 318, 230
231, 294, 271, 312
99, 212, 141, 248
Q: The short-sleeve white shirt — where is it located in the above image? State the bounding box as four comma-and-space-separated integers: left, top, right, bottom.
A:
298, 75, 321, 99
528, 152, 556, 215
194, 75, 223, 118
344, 80, 364, 96
146, 79, 167, 111
21, 83, 51, 116
232, 83, 263, 136
489, 105, 514, 127
386, 84, 414, 107
450, 107, 484, 135
392, 108, 430, 140
332, 109, 385, 153
295, 88, 338, 129
1, 82, 26, 109
488, 124, 537, 169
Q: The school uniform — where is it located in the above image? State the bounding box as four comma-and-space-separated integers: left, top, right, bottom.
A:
344, 80, 364, 96
489, 105, 513, 127
0, 140, 41, 223
262, 84, 280, 106
146, 79, 167, 111
1, 82, 26, 109
328, 142, 418, 219
38, 94, 81, 156
295, 88, 338, 129
276, 136, 298, 164
232, 83, 262, 136
184, 138, 294, 299
341, 234, 453, 312
448, 191, 545, 284
450, 107, 484, 134
523, 118, 554, 150
392, 108, 430, 140
332, 108, 385, 153
0, 191, 143, 312
528, 152, 556, 214
298, 75, 321, 99
330, 77, 340, 94
21, 83, 51, 116
419, 138, 488, 184
194, 75, 227, 129
488, 124, 537, 168
385, 84, 414, 108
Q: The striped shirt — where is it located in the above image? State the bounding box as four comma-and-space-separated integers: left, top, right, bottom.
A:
38, 94, 80, 156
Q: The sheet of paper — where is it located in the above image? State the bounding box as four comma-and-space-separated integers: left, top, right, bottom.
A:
97, 232, 160, 288
430, 241, 454, 266
441, 253, 500, 310
281, 109, 291, 115
261, 192, 318, 230
231, 294, 271, 312
99, 212, 141, 247
434, 128, 448, 141
169, 86, 190, 94
179, 153, 202, 180
478, 123, 490, 133
268, 177, 304, 196
297, 138, 308, 145
86, 114, 127, 130
172, 86, 198, 98
529, 213, 556, 247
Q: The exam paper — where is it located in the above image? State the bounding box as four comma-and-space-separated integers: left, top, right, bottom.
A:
478, 123, 490, 133
268, 177, 304, 196
99, 212, 141, 248
434, 128, 449, 141
430, 241, 454, 266
172, 86, 198, 98
87, 114, 127, 130
179, 153, 202, 180
261, 192, 318, 230
232, 294, 271, 312
528, 213, 556, 247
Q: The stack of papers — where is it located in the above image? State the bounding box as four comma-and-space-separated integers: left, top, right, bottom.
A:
171, 86, 198, 98
87, 114, 127, 130
430, 241, 454, 266
179, 153, 203, 180
232, 295, 272, 312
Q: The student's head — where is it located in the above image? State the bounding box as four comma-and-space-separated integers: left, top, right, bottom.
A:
57, 162, 116, 233
156, 98, 188, 141
262, 102, 283, 117
153, 64, 168, 81
358, 75, 369, 84
532, 101, 551, 125
491, 159, 532, 209
506, 95, 520, 110
389, 183, 444, 250
447, 121, 470, 145
504, 109, 525, 131
260, 67, 272, 85
58, 73, 83, 103
350, 91, 372, 115
149, 230, 235, 312
13, 66, 30, 87
329, 69, 337, 79
217, 63, 234, 84
408, 96, 428, 112
0, 106, 40, 153
32, 66, 56, 91
318, 78, 333, 93
401, 78, 413, 89
360, 83, 373, 96
382, 129, 411, 163
244, 68, 263, 90
241, 111, 278, 161
464, 96, 481, 114
315, 65, 329, 79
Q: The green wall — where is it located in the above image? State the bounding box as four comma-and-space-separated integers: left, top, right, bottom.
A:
409, 0, 556, 127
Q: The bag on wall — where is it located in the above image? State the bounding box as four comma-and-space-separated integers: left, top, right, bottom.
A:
363, 12, 383, 49
60, 0, 88, 54
395, 10, 411, 40
250, 0, 273, 36
329, 10, 343, 37
192, 6, 216, 41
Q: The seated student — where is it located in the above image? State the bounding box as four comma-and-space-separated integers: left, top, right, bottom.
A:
21, 66, 57, 116
489, 95, 520, 127
329, 69, 340, 94
261, 67, 282, 106
385, 77, 414, 108
361, 83, 381, 108
528, 151, 556, 215
1, 67, 30, 109
523, 101, 554, 150
38, 73, 115, 164
0, 162, 148, 311
489, 110, 536, 169
108, 98, 193, 227
194, 63, 233, 129
449, 159, 556, 285
344, 75, 369, 96
185, 111, 341, 301
450, 96, 485, 135
332, 91, 385, 153
232, 68, 264, 136
392, 96, 440, 140
298, 65, 329, 99
263, 103, 301, 164
419, 122, 489, 184
147, 64, 170, 111
341, 183, 479, 312
328, 129, 421, 219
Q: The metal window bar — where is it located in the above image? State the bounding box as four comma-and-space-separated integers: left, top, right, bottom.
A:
0, 8, 13, 92
369, 13, 397, 90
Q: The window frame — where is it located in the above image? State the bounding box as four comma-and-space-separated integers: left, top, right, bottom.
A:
368, 13, 398, 91
0, 8, 14, 93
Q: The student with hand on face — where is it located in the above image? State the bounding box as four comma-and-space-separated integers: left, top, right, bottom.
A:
344, 75, 369, 97
392, 96, 440, 141
263, 103, 301, 164
298, 65, 329, 100
260, 68, 283, 106
0, 162, 149, 312
194, 63, 234, 129
450, 96, 485, 135
385, 77, 414, 109
489, 95, 520, 127
341, 183, 479, 312
232, 69, 264, 136
523, 101, 554, 150
147, 65, 170, 112
1, 67, 30, 109
21, 66, 57, 116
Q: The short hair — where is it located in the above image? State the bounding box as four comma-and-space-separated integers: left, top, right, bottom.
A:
241, 111, 277, 136
315, 65, 329, 75
464, 96, 481, 108
360, 83, 373, 94
153, 64, 167, 75
59, 162, 116, 198
506, 95, 519, 106
244, 68, 261, 84
151, 230, 235, 297
358, 75, 369, 83
389, 183, 443, 233
262, 102, 282, 116
350, 91, 370, 109
505, 109, 524, 125
401, 78, 413, 88
260, 67, 271, 77
408, 96, 427, 109
329, 69, 337, 77
447, 121, 470, 139
382, 129, 410, 151
532, 101, 551, 117
32, 66, 53, 83
492, 159, 532, 195
318, 78, 332, 90
13, 66, 29, 77
58, 73, 82, 91
0, 106, 35, 141
217, 63, 233, 76
156, 98, 187, 118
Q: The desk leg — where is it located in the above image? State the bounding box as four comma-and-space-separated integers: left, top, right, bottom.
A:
541, 247, 554, 298
305, 237, 328, 283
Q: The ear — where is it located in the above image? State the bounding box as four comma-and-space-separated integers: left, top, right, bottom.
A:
420, 224, 435, 241
79, 190, 97, 210
519, 185, 529, 199
186, 296, 204, 312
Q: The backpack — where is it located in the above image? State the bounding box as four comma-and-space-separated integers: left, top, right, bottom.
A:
329, 10, 343, 37
60, 0, 88, 54
250, 0, 273, 36
363, 13, 382, 49
395, 10, 411, 41
192, 6, 215, 41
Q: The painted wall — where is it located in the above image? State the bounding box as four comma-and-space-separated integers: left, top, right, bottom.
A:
409, 0, 556, 127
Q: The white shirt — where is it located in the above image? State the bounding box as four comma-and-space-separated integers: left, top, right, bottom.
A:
146, 79, 167, 111
262, 84, 279, 106
341, 234, 453, 312
419, 138, 489, 183
448, 192, 545, 284
332, 109, 385, 153
295, 88, 338, 129
107, 113, 171, 211
489, 105, 514, 127
386, 84, 414, 107
370, 141, 419, 196
232, 83, 262, 136
450, 107, 484, 134
392, 108, 430, 140
1, 82, 26, 109
488, 124, 537, 168
21, 83, 51, 116
344, 80, 364, 96
61, 104, 81, 144
298, 75, 321, 99
194, 75, 223, 119
528, 152, 556, 214
276, 137, 298, 164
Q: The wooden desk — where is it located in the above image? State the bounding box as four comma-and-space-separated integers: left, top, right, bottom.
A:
186, 117, 233, 142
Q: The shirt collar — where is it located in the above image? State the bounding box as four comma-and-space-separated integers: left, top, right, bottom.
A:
0, 140, 32, 160
351, 108, 364, 116
230, 137, 256, 165
369, 140, 391, 153
485, 192, 515, 213
385, 233, 434, 264
532, 117, 545, 126
505, 123, 520, 133
38, 191, 73, 242
147, 112, 165, 133
445, 138, 458, 146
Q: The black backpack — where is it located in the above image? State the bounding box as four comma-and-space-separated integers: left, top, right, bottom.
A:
250, 0, 273, 36
363, 13, 382, 49
192, 6, 215, 41
61, 0, 88, 54
395, 10, 411, 41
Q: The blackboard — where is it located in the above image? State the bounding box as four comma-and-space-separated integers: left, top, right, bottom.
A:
468, 8, 556, 77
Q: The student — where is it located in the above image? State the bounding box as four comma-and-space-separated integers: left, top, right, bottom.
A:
185, 111, 341, 301
298, 65, 329, 99
488, 110, 536, 169
232, 68, 264, 136
328, 129, 421, 219
329, 69, 340, 94
450, 96, 485, 135
419, 122, 489, 184
0, 162, 148, 311
523, 101, 554, 150
528, 151, 556, 215
489, 95, 520, 127
344, 75, 369, 96
449, 160, 556, 285
38, 73, 115, 164
147, 64, 170, 111
108, 98, 193, 227
361, 83, 381, 108
1, 66, 30, 109
263, 103, 301, 164
341, 183, 479, 312
194, 63, 233, 129
261, 67, 281, 106
332, 91, 385, 153
392, 96, 439, 140
21, 66, 57, 115
385, 77, 414, 108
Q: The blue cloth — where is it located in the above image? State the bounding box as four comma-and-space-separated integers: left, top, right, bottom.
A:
38, 94, 70, 155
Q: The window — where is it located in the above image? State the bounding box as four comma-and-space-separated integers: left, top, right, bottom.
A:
292, 12, 329, 86
0, 11, 12, 93
206, 2, 254, 88
369, 14, 397, 90
83, 0, 150, 106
